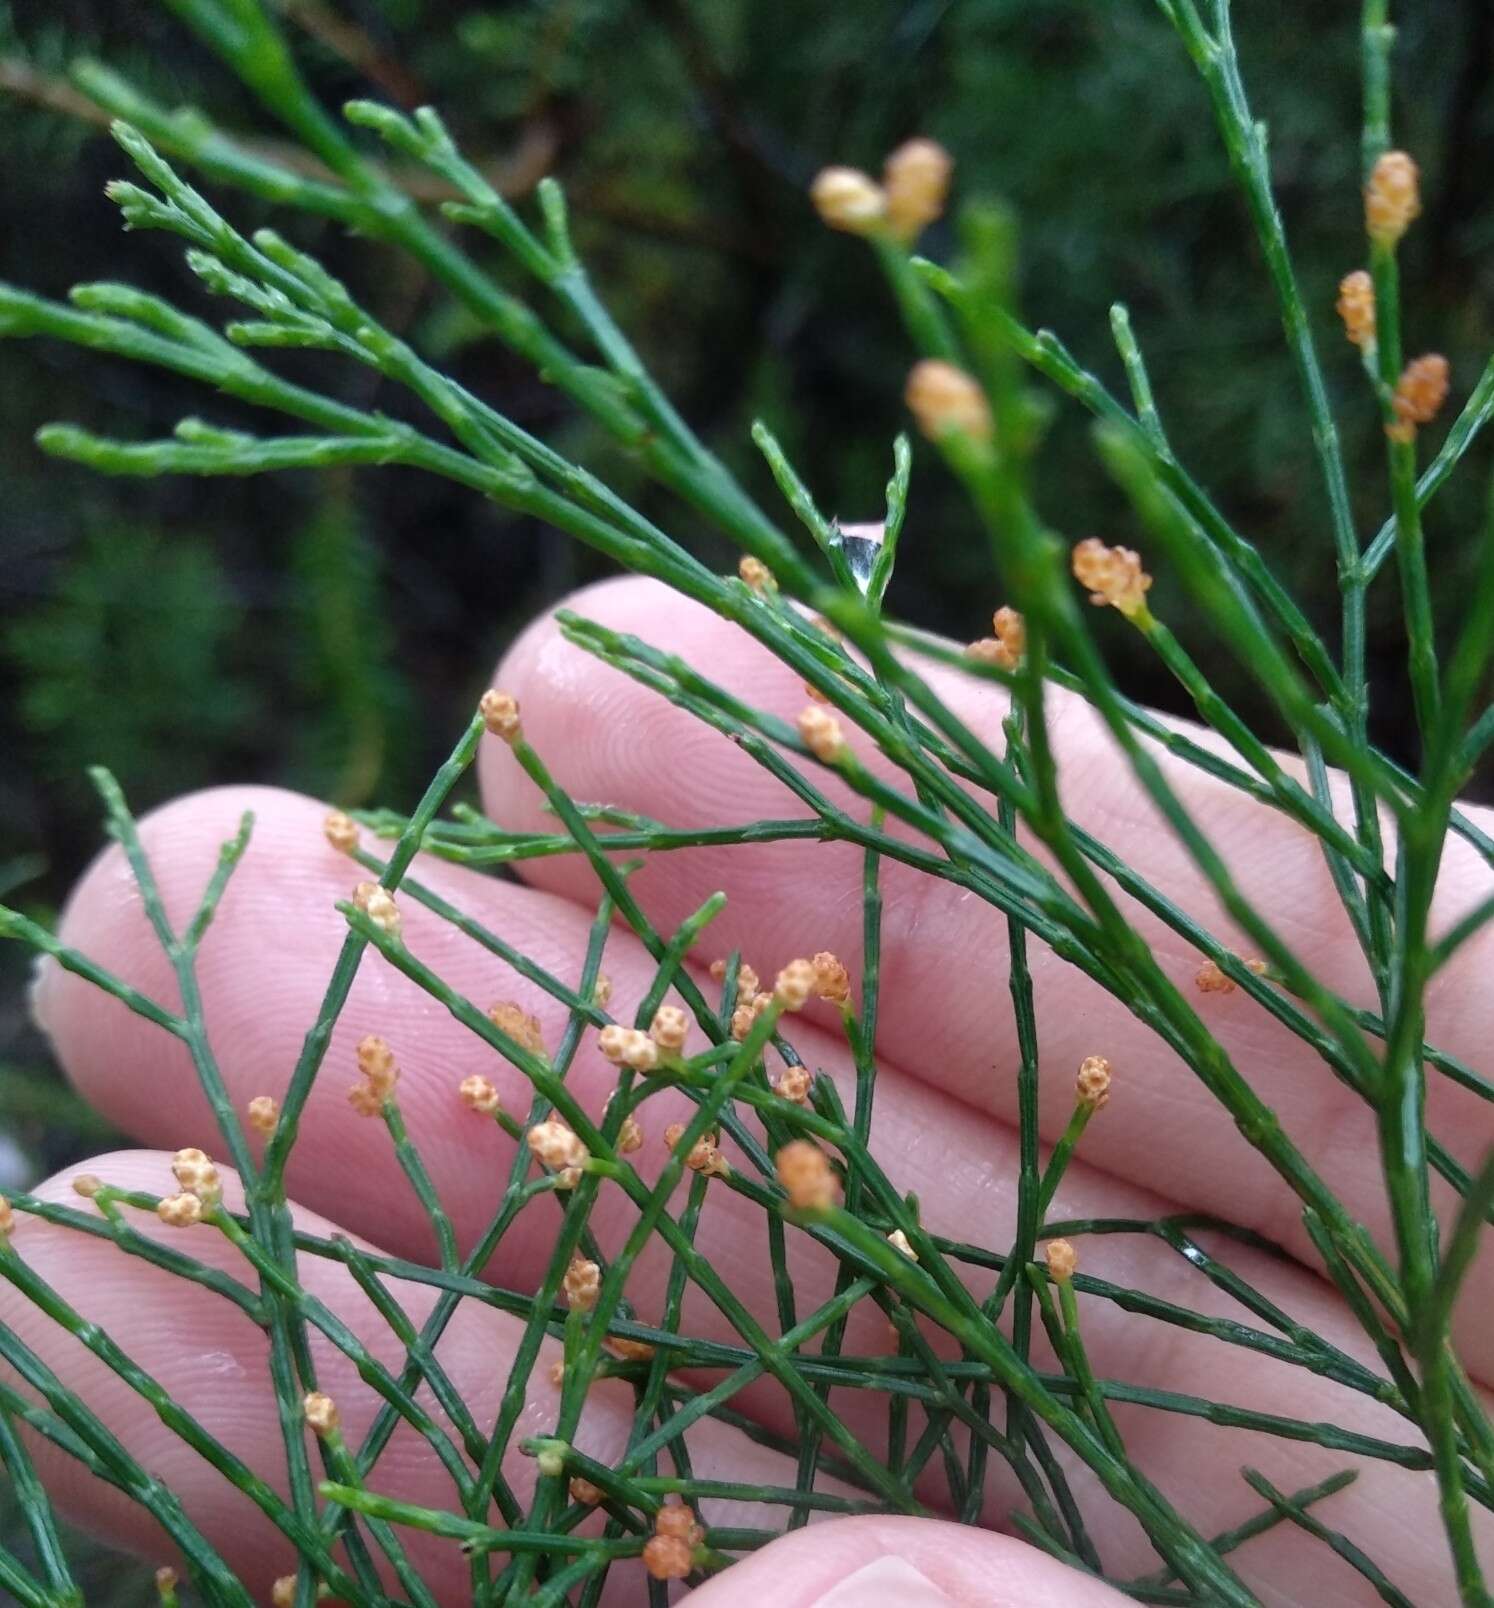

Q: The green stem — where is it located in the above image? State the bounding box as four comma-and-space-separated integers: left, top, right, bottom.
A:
0, 1403, 82, 1607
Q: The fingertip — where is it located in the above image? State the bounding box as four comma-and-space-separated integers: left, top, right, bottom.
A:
479, 573, 775, 852
682, 1517, 1127, 1606
40, 786, 355, 1138
479, 573, 871, 971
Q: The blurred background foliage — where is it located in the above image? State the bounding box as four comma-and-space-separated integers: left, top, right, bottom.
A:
2, 0, 1493, 1177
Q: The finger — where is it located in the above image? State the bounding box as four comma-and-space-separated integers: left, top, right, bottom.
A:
2, 1151, 810, 1605
481, 575, 1494, 1355
682, 1516, 1127, 1606
34, 788, 1488, 1597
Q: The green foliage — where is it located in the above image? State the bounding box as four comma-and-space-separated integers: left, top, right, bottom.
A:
286, 493, 414, 805
3, 0, 1492, 917
0, 0, 1491, 1604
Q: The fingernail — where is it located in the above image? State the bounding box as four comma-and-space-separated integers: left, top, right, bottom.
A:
28, 952, 59, 1041
812, 1556, 956, 1607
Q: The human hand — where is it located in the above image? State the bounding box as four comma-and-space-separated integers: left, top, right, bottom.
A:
12, 575, 1493, 1605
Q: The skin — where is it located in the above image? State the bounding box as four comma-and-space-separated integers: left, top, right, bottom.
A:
10, 573, 1494, 1605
